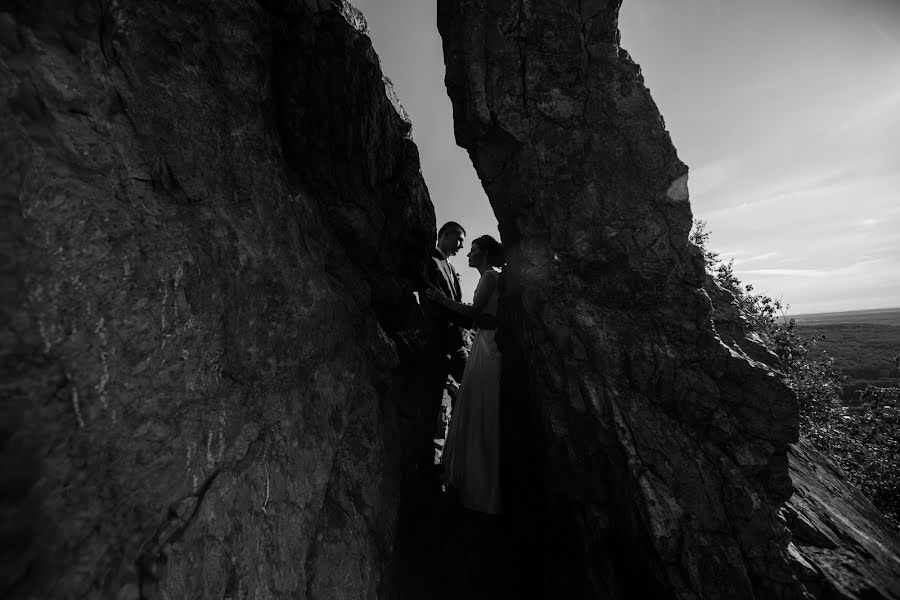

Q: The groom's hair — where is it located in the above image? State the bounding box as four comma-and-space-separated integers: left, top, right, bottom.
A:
438, 221, 466, 238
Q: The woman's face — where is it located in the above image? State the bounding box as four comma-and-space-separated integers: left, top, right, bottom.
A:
467, 242, 485, 268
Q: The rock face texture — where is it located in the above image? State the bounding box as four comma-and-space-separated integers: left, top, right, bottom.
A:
2, 1, 432, 597
785, 440, 900, 599
438, 1, 900, 598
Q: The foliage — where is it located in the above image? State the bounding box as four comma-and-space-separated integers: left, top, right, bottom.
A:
690, 221, 783, 335
822, 386, 900, 526
691, 220, 900, 528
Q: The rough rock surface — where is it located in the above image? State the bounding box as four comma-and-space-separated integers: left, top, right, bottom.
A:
438, 1, 900, 598
784, 439, 900, 599
703, 274, 777, 366
1, 1, 432, 597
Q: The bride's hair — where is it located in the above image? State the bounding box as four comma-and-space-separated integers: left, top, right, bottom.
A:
473, 235, 504, 268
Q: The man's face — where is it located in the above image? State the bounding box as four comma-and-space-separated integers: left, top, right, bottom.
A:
438, 227, 465, 256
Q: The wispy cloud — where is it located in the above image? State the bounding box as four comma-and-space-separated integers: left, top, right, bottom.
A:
701, 166, 900, 223
742, 268, 826, 278
689, 157, 742, 198
719, 251, 779, 266
775, 256, 812, 266
871, 23, 900, 51
718, 249, 752, 258
740, 251, 777, 264
765, 170, 854, 200
834, 84, 900, 134
742, 257, 887, 279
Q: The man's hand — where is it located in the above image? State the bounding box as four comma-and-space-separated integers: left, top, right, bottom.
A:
424, 284, 448, 305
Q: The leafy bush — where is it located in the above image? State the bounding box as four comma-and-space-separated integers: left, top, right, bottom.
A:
691, 221, 900, 528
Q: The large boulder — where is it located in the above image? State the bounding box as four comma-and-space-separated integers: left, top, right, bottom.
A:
437, 1, 900, 598
1, 1, 432, 597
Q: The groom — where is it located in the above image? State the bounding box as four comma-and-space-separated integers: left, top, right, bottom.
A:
420, 221, 470, 471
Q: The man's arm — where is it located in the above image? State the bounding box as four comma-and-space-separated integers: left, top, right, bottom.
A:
429, 271, 497, 321
422, 257, 472, 327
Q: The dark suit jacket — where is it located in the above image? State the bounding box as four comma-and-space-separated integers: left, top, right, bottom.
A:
423, 248, 471, 354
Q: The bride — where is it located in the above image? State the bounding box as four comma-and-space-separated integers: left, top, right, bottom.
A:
426, 234, 504, 514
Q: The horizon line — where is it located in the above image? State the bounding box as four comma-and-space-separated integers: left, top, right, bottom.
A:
785, 306, 900, 318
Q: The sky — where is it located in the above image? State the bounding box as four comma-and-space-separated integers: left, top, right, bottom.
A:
351, 0, 900, 315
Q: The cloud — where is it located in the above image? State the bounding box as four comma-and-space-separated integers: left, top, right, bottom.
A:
775, 256, 812, 266
742, 256, 887, 279
719, 249, 751, 258
742, 268, 826, 278
871, 23, 900, 51
738, 254, 899, 314
700, 166, 900, 225
833, 83, 900, 135
719, 251, 778, 266
737, 251, 777, 264
765, 170, 853, 200
688, 157, 742, 198
695, 168, 855, 221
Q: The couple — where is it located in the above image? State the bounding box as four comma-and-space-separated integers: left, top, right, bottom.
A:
424, 221, 504, 515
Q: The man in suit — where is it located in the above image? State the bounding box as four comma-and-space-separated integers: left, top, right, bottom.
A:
419, 221, 470, 472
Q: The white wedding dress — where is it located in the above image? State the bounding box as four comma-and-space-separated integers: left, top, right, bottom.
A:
442, 270, 502, 514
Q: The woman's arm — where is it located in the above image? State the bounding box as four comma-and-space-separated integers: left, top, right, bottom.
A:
426, 271, 497, 319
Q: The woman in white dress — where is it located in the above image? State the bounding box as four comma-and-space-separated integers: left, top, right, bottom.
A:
426, 235, 504, 514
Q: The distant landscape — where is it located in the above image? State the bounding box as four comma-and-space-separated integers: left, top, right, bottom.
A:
790, 307, 900, 327
788, 307, 900, 400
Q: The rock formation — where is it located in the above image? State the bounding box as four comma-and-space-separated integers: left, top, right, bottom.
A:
785, 440, 900, 599
437, 0, 900, 598
1, 1, 432, 597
